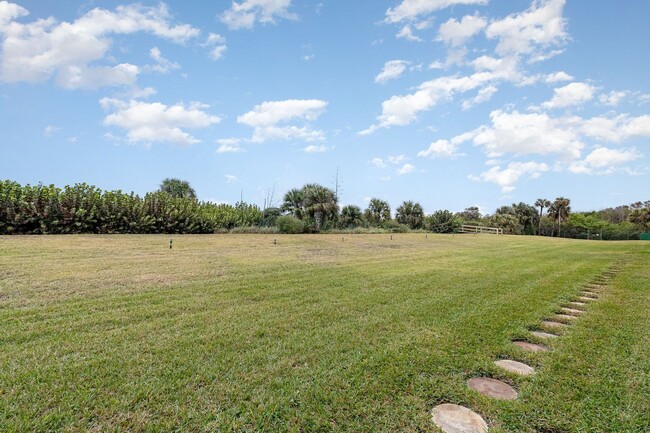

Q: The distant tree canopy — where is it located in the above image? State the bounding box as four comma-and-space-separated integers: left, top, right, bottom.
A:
1, 179, 647, 239
159, 178, 196, 200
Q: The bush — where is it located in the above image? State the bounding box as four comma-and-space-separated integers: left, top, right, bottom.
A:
275, 215, 305, 234
381, 219, 409, 233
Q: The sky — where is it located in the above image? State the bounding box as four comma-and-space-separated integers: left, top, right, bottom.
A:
1, 0, 649, 214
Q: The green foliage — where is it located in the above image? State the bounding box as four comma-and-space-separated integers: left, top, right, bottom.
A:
302, 183, 338, 231
364, 198, 391, 227
340, 205, 364, 229
158, 178, 197, 199
395, 200, 424, 229
0, 180, 261, 234
275, 215, 305, 234
426, 210, 460, 233
381, 219, 408, 233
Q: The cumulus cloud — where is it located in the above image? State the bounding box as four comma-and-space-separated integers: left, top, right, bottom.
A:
216, 138, 244, 153
545, 71, 573, 83
237, 99, 327, 143
148, 47, 180, 74
375, 60, 409, 83
396, 25, 423, 42
418, 130, 476, 158
202, 33, 228, 60
0, 2, 199, 89
437, 14, 487, 47
43, 125, 60, 137
225, 174, 239, 183
369, 157, 388, 168
303, 144, 329, 153
541, 82, 596, 109
470, 161, 549, 192
485, 0, 567, 58
100, 98, 221, 146
385, 0, 488, 24
568, 147, 641, 174
599, 90, 627, 107
397, 163, 416, 175
220, 0, 297, 30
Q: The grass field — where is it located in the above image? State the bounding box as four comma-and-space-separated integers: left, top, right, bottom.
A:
0, 234, 648, 432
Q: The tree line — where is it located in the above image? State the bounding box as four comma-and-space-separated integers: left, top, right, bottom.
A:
1, 179, 648, 238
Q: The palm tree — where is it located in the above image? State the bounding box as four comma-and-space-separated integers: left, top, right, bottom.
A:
364, 198, 390, 227
340, 205, 363, 228
534, 198, 551, 234
281, 188, 305, 219
548, 197, 571, 237
302, 183, 338, 231
396, 200, 424, 229
159, 178, 196, 199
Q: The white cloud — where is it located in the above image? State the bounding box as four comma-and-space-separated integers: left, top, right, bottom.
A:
485, 0, 567, 58
580, 114, 650, 143
375, 60, 409, 84
203, 33, 228, 60
303, 144, 328, 153
568, 147, 641, 174
148, 47, 180, 74
418, 130, 476, 158
462, 85, 498, 110
43, 125, 60, 137
385, 0, 488, 24
0, 2, 199, 89
388, 154, 408, 164
361, 62, 520, 134
220, 0, 297, 30
225, 174, 239, 183
545, 71, 573, 83
599, 90, 627, 107
237, 99, 327, 143
216, 138, 244, 153
437, 14, 487, 47
541, 82, 596, 109
470, 161, 549, 192
369, 157, 388, 168
101, 98, 221, 146
397, 163, 416, 175
396, 25, 423, 42
473, 110, 583, 159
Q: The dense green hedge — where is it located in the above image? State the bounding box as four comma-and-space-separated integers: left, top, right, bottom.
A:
0, 180, 262, 234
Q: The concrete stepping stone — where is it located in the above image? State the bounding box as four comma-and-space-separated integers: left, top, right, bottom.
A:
494, 360, 535, 376
569, 301, 586, 308
467, 377, 518, 400
431, 403, 488, 433
530, 330, 558, 339
560, 307, 583, 315
578, 296, 596, 302
541, 320, 569, 329
513, 340, 549, 352
582, 291, 598, 297
555, 314, 578, 321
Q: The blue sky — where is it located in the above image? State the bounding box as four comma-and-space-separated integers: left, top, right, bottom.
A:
1, 0, 649, 214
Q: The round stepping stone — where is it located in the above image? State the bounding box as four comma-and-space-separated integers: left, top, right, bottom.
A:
555, 313, 578, 321
431, 404, 488, 433
494, 360, 535, 376
530, 330, 558, 339
541, 320, 569, 329
560, 307, 583, 315
467, 377, 518, 400
513, 340, 549, 352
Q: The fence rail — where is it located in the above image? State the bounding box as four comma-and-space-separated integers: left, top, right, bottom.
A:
460, 224, 503, 235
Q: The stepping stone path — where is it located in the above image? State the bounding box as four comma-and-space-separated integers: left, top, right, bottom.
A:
582, 291, 598, 297
494, 360, 535, 376
560, 307, 582, 315
530, 330, 558, 339
569, 301, 586, 308
467, 377, 518, 400
541, 320, 569, 329
513, 341, 549, 352
555, 313, 578, 321
578, 296, 596, 302
431, 404, 488, 433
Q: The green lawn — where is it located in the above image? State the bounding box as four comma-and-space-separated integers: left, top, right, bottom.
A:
0, 234, 648, 432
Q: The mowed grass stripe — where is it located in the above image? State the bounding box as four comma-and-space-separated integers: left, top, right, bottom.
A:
0, 234, 648, 432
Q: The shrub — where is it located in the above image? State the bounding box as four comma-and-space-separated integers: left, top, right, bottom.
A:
381, 219, 408, 233
275, 215, 305, 234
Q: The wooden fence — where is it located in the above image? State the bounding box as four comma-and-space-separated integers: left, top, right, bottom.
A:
460, 224, 503, 235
